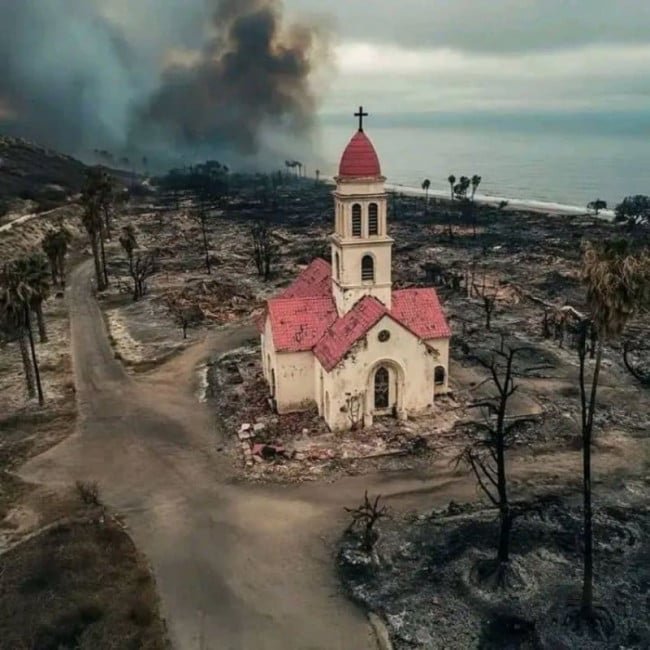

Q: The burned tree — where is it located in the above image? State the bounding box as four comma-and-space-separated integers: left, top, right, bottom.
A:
164, 293, 203, 339
128, 251, 157, 302
344, 492, 388, 554
569, 239, 650, 627
251, 221, 277, 281
482, 292, 497, 330
191, 208, 213, 275
456, 346, 537, 588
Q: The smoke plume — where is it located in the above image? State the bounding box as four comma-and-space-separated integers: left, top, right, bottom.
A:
0, 0, 328, 165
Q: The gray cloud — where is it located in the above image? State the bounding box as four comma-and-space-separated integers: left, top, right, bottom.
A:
286, 0, 650, 53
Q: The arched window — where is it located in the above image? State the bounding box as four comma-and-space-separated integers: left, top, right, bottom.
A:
368, 203, 379, 235
352, 204, 362, 237
435, 366, 446, 386
271, 369, 276, 396
361, 255, 374, 282
335, 252, 340, 280
374, 367, 390, 409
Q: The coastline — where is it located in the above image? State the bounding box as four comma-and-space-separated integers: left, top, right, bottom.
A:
385, 183, 616, 220
321, 177, 615, 220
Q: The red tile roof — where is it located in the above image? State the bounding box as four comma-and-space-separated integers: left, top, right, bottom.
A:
264, 263, 451, 367
313, 296, 387, 371
392, 288, 452, 339
268, 296, 338, 352
278, 258, 332, 299
338, 130, 382, 179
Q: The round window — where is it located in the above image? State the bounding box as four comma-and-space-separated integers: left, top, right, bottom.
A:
378, 330, 391, 342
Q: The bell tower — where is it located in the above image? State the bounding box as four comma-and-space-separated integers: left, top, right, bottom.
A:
331, 108, 393, 315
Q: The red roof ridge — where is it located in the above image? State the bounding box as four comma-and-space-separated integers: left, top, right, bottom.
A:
313, 295, 387, 371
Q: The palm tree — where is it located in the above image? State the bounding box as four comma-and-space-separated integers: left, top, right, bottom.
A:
587, 199, 607, 216
447, 175, 456, 201
0, 261, 44, 404
471, 175, 482, 201
119, 225, 138, 264
42, 230, 61, 286
81, 195, 107, 291
54, 228, 71, 287
578, 239, 650, 620
456, 176, 470, 199
0, 265, 35, 399
422, 179, 431, 204
23, 253, 50, 343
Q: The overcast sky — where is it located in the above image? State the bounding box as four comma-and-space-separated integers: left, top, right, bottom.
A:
98, 0, 650, 118
282, 0, 650, 116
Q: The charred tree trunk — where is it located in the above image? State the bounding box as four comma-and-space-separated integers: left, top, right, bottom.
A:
103, 206, 112, 240
25, 306, 44, 406
90, 235, 105, 291
498, 508, 512, 563
99, 231, 109, 288
578, 331, 603, 619
18, 330, 36, 398
33, 300, 47, 343
202, 223, 211, 275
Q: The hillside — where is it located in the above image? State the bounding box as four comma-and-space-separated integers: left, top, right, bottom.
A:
0, 135, 89, 211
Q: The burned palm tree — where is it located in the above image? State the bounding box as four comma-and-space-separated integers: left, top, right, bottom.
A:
571, 239, 650, 627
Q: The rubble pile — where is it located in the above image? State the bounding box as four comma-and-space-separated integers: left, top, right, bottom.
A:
208, 347, 468, 483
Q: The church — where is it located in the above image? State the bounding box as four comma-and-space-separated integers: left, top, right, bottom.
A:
259, 110, 452, 431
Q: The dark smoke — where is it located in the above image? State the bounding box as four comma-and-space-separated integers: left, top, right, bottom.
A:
136, 0, 323, 156
0, 0, 328, 165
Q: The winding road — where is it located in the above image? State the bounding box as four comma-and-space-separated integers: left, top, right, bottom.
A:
20, 261, 646, 649
20, 262, 384, 649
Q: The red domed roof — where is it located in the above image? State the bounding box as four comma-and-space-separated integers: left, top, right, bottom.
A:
338, 130, 382, 179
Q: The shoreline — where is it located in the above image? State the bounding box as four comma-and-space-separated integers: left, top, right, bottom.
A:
322, 177, 615, 220
385, 183, 616, 220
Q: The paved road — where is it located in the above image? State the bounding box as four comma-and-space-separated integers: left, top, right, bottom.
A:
22, 262, 379, 650
21, 261, 646, 650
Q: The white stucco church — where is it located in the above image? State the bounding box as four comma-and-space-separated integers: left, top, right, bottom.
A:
259, 109, 452, 431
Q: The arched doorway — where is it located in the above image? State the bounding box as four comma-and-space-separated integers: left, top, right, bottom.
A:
374, 367, 390, 409
373, 364, 399, 415
366, 361, 406, 426
271, 369, 276, 397
435, 366, 446, 387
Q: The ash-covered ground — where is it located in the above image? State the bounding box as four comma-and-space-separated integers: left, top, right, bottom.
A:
339, 482, 650, 649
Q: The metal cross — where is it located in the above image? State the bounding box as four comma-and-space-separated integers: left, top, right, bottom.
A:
355, 106, 368, 131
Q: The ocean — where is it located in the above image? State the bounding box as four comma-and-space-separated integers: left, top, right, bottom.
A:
315, 113, 649, 211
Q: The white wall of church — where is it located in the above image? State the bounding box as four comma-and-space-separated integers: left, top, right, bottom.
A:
275, 351, 316, 413
427, 337, 451, 395
319, 315, 443, 431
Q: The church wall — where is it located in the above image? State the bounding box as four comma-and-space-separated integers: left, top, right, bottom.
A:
426, 337, 451, 395
262, 316, 276, 384
274, 351, 316, 413
321, 315, 439, 431
335, 180, 386, 196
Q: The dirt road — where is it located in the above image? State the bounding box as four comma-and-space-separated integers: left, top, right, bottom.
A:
20, 262, 647, 650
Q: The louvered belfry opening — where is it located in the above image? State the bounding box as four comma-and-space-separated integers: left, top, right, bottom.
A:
362, 255, 375, 282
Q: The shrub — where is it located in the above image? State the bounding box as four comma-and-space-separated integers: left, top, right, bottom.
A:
75, 481, 101, 507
